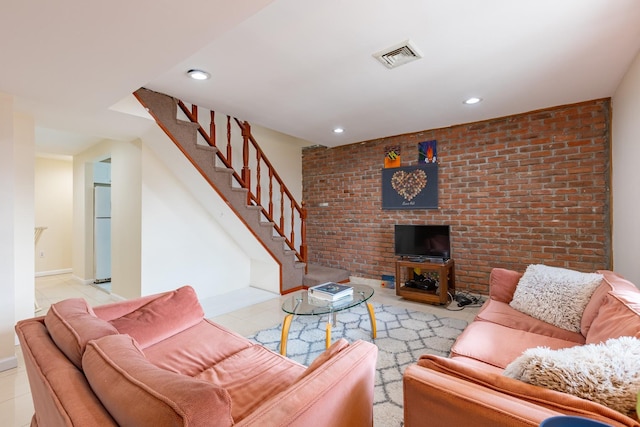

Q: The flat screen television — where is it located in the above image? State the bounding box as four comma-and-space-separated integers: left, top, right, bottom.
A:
394, 225, 451, 260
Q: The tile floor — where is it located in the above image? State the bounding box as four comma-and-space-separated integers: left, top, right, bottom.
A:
1, 274, 481, 426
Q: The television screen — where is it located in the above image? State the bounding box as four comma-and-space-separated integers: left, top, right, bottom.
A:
394, 225, 451, 259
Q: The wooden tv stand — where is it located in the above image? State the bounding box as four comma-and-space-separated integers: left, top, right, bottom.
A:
395, 258, 455, 305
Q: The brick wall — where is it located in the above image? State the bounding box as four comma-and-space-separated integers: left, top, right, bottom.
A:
302, 99, 611, 294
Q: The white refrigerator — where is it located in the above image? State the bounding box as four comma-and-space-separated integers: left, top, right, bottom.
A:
94, 185, 111, 283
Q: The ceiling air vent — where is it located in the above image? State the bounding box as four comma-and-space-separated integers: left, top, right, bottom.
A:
373, 40, 423, 69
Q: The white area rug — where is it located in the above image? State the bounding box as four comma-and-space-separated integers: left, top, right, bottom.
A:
248, 303, 468, 426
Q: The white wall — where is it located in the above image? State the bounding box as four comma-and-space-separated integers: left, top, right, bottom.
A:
0, 94, 34, 370
13, 114, 35, 326
110, 140, 142, 299
612, 52, 640, 286
0, 93, 17, 370
140, 142, 253, 297
34, 157, 73, 274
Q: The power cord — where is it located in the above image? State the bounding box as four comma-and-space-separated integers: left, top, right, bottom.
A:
446, 291, 484, 311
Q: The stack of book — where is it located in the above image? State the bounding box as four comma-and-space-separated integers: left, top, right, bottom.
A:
308, 282, 353, 301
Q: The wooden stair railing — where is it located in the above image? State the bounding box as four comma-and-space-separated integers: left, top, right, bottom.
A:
175, 100, 307, 266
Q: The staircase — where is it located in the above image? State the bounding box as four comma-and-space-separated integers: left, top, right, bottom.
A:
134, 88, 306, 293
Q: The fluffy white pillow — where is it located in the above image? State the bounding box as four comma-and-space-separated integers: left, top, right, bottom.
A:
503, 336, 640, 417
509, 264, 602, 332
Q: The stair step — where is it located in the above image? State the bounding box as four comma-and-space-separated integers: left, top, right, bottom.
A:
195, 144, 219, 153
303, 264, 350, 287
215, 167, 234, 174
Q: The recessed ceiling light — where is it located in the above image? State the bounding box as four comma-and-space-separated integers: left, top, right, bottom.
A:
187, 69, 211, 80
463, 97, 482, 105
333, 127, 344, 134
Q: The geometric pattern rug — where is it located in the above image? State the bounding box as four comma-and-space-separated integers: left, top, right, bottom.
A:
248, 303, 468, 426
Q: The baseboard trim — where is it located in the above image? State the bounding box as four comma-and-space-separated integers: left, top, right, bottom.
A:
349, 276, 381, 287
108, 292, 126, 302
0, 356, 17, 372
35, 268, 72, 278
72, 275, 95, 285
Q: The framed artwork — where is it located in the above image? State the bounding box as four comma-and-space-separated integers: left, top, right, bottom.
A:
382, 164, 438, 209
384, 145, 401, 168
418, 140, 437, 164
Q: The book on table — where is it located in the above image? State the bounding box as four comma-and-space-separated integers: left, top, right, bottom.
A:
307, 293, 353, 306
308, 282, 353, 301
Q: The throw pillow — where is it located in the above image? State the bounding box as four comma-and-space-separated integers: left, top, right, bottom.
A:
586, 290, 640, 345
109, 286, 204, 348
503, 336, 640, 417
509, 264, 602, 332
44, 298, 119, 368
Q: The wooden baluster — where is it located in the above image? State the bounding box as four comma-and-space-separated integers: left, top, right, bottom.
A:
192, 104, 202, 143
268, 169, 274, 218
242, 121, 251, 204
301, 201, 307, 271
255, 150, 262, 205
210, 110, 216, 147
290, 199, 295, 247
280, 188, 285, 231
226, 116, 232, 165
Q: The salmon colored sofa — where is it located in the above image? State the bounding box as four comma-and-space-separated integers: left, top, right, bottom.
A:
403, 268, 640, 427
16, 286, 378, 427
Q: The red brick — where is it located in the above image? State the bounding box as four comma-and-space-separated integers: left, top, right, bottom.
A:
302, 99, 611, 294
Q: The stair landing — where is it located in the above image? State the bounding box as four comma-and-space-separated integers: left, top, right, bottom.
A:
303, 264, 350, 287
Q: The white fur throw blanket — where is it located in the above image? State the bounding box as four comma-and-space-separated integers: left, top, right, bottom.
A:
504, 336, 640, 417
509, 264, 602, 332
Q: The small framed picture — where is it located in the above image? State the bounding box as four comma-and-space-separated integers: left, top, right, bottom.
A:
418, 140, 437, 164
384, 145, 401, 168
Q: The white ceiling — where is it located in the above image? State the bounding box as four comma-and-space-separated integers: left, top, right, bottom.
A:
2, 0, 640, 155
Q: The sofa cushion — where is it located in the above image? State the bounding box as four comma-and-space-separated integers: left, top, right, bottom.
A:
581, 271, 639, 337
450, 320, 580, 369
509, 264, 602, 333
416, 354, 637, 426
143, 320, 254, 376
488, 267, 523, 303
503, 336, 640, 418
44, 298, 119, 368
476, 299, 585, 344
586, 290, 640, 345
83, 334, 233, 427
195, 344, 306, 422
109, 286, 204, 348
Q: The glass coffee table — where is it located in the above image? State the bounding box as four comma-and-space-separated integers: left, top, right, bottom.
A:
280, 284, 376, 356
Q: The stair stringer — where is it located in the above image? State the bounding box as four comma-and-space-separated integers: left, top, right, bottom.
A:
134, 88, 304, 293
